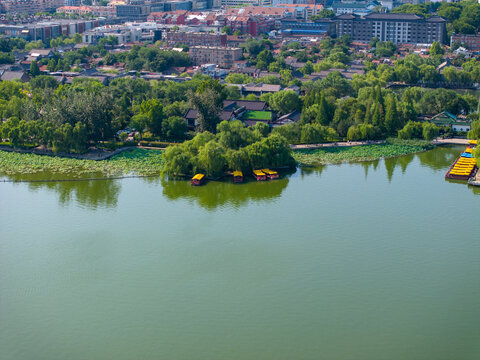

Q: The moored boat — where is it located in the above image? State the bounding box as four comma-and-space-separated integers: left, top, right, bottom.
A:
191, 173, 205, 186
253, 170, 267, 181
261, 168, 279, 180
233, 170, 243, 183
445, 147, 477, 180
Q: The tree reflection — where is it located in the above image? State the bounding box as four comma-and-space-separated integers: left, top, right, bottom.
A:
2, 171, 121, 209
161, 175, 290, 210
398, 153, 415, 174
299, 165, 325, 178
418, 145, 461, 171
384, 157, 398, 182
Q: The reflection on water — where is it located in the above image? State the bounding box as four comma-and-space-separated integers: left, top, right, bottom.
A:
1, 145, 477, 208
161, 175, 291, 210
27, 178, 121, 209
1, 171, 121, 210
419, 145, 459, 171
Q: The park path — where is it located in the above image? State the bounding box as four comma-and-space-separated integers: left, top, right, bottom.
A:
290, 138, 471, 150
432, 138, 470, 145
290, 140, 385, 150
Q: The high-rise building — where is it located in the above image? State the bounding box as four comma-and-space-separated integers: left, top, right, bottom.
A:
336, 13, 447, 44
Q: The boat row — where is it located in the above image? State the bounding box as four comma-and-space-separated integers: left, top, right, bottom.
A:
445, 141, 477, 180
191, 169, 279, 185
252, 169, 279, 181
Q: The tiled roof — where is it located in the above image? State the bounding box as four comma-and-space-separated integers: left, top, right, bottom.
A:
224, 100, 266, 111
365, 13, 424, 20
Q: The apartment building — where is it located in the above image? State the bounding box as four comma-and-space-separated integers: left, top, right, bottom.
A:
220, 0, 272, 6
276, 4, 324, 20
0, 19, 106, 42
165, 31, 227, 47
56, 6, 116, 18
189, 46, 242, 68
450, 33, 480, 51
1, 0, 64, 14
336, 13, 447, 44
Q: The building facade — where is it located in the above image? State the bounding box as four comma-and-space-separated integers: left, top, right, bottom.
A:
56, 6, 116, 18
0, 0, 64, 14
450, 33, 480, 51
165, 31, 227, 47
330, 1, 378, 15
336, 13, 447, 44
189, 46, 242, 68
280, 17, 336, 36
0, 19, 106, 42
220, 0, 272, 6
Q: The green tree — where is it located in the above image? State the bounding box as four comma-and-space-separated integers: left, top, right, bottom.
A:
317, 91, 329, 126
422, 122, 439, 141
129, 114, 148, 138
138, 99, 164, 136
398, 121, 424, 139
197, 140, 226, 177
429, 41, 444, 56
30, 60, 40, 77
222, 26, 232, 35
301, 61, 314, 75
256, 49, 275, 70
162, 116, 187, 141
189, 79, 226, 133
310, 9, 335, 19
384, 94, 401, 135
269, 90, 301, 114
225, 73, 252, 84
468, 120, 480, 139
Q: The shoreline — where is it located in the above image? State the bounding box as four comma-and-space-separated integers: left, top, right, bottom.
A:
1, 140, 446, 183
0, 137, 466, 160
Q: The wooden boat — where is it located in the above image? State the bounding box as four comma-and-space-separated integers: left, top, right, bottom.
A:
233, 170, 243, 183
445, 151, 477, 180
252, 170, 267, 181
191, 173, 205, 186
261, 168, 279, 180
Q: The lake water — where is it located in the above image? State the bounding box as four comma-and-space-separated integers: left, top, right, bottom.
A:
1, 146, 479, 360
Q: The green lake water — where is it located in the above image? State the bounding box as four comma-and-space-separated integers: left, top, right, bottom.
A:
1, 146, 479, 360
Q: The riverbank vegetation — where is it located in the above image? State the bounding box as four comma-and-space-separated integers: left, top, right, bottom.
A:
293, 139, 434, 166
0, 148, 163, 177
162, 120, 295, 177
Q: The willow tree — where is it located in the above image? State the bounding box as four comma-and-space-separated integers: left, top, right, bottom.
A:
189, 79, 225, 133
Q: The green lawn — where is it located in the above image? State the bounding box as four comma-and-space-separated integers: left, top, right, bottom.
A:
241, 111, 272, 120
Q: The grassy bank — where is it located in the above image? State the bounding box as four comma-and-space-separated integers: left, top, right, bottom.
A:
293, 139, 434, 166
0, 148, 164, 177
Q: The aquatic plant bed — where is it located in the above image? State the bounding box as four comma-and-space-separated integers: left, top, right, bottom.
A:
293, 139, 434, 166
0, 148, 164, 177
